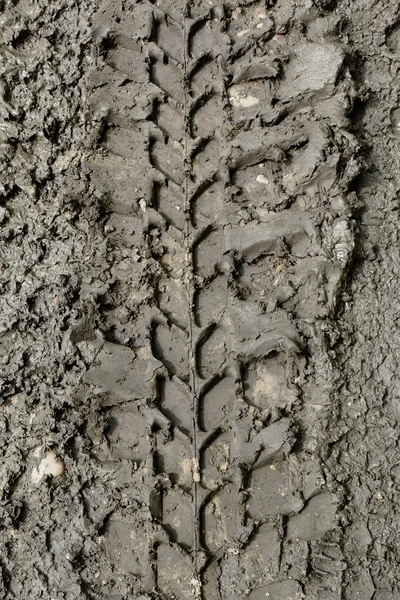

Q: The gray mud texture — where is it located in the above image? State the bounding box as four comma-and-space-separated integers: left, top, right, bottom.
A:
0, 0, 397, 599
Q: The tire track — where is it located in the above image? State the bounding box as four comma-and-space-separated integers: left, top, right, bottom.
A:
84, 1, 361, 599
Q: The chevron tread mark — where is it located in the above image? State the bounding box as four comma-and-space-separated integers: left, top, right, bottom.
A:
84, 0, 360, 598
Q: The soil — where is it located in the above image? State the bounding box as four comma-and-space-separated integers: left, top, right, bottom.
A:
0, 0, 397, 599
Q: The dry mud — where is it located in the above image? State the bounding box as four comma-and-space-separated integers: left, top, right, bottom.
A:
0, 0, 397, 599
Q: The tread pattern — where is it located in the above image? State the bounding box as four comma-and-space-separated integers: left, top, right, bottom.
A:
83, 1, 360, 598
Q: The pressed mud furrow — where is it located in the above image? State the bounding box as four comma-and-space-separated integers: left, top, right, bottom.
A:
81, 1, 362, 599
0, 0, 386, 599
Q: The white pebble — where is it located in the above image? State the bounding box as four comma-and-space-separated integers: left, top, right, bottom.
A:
31, 449, 65, 484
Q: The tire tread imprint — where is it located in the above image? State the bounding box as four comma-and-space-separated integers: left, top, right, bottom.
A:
86, 0, 359, 598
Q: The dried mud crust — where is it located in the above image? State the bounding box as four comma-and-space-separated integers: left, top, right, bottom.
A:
0, 1, 106, 599
81, 1, 360, 599
324, 1, 400, 599
0, 1, 360, 600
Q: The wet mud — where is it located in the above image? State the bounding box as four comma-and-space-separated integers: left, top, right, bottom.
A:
0, 0, 396, 599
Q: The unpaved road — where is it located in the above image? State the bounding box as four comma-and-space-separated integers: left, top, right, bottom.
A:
0, 0, 398, 599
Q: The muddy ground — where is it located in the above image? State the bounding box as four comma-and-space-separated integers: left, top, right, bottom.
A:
0, 0, 398, 599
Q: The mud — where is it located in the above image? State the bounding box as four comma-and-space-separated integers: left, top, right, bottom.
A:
0, 0, 396, 599
324, 2, 400, 599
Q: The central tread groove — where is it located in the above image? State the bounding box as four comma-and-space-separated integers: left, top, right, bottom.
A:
182, 4, 202, 568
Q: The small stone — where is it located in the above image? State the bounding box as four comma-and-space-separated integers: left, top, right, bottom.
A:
31, 448, 65, 484
256, 174, 269, 185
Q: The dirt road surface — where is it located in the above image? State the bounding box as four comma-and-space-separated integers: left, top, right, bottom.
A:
0, 1, 398, 599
